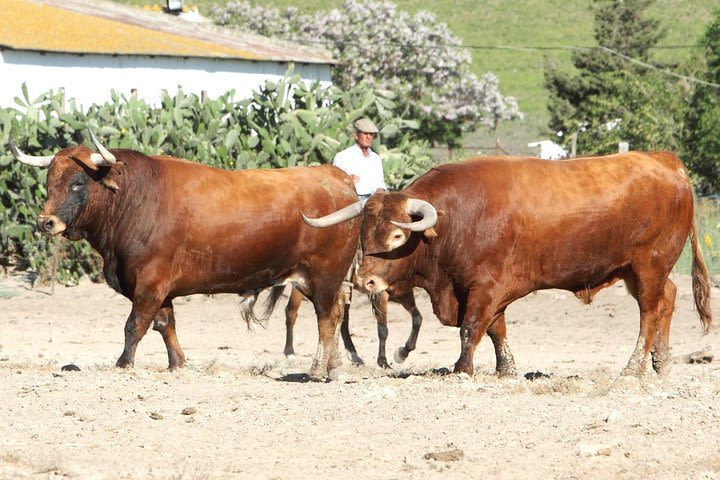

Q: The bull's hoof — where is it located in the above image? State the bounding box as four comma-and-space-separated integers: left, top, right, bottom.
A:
167, 352, 186, 371
308, 362, 329, 382
619, 365, 644, 377
394, 347, 410, 364
328, 365, 347, 382
308, 372, 329, 382
167, 361, 185, 372
651, 348, 673, 377
346, 352, 364, 365
495, 364, 518, 378
115, 358, 133, 369
377, 357, 391, 369
452, 364, 474, 376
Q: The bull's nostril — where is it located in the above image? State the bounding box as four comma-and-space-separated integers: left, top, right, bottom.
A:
37, 217, 55, 233
365, 279, 376, 291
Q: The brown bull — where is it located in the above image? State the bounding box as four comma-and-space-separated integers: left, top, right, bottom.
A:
304, 152, 712, 377
10, 130, 360, 380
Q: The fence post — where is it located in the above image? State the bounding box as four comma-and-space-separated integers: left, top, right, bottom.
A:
59, 87, 65, 113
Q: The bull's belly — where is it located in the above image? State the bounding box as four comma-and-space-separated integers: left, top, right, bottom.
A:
169, 268, 309, 297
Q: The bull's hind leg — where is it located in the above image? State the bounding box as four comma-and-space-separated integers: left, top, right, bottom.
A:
283, 287, 304, 356
340, 258, 363, 365
621, 272, 667, 377
393, 290, 424, 365
340, 301, 364, 365
487, 312, 517, 377
651, 279, 677, 377
152, 300, 185, 370
308, 289, 345, 380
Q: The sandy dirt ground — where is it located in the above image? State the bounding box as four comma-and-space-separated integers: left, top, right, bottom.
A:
0, 271, 719, 480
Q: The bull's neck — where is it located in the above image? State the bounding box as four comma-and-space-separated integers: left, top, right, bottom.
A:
409, 235, 461, 327
78, 162, 161, 289
82, 182, 153, 251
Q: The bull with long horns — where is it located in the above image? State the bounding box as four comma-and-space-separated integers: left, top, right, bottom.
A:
10, 130, 360, 379
304, 153, 712, 378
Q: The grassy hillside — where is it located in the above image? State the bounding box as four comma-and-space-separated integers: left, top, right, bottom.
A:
114, 0, 717, 156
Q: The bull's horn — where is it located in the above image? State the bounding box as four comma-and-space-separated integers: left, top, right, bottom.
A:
8, 132, 54, 168
87, 128, 116, 166
302, 201, 363, 228
390, 198, 438, 232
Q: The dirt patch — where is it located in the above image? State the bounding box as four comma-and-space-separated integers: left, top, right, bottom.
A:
1, 273, 719, 479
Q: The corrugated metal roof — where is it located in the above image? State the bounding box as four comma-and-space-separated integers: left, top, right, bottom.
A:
1, 0, 335, 64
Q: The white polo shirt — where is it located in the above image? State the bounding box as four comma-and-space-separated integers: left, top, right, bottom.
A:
332, 144, 387, 196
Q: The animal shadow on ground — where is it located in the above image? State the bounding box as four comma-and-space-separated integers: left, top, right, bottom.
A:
276, 373, 328, 383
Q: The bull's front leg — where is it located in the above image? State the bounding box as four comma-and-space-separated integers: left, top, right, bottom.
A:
340, 303, 364, 365
393, 290, 423, 365
116, 294, 164, 369
453, 290, 496, 376
370, 291, 391, 368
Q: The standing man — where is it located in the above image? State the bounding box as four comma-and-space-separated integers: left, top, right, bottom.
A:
333, 118, 387, 202
331, 118, 387, 362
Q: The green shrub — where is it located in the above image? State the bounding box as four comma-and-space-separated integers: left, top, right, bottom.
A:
0, 72, 432, 284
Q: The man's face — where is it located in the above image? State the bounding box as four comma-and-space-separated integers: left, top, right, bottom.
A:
355, 131, 375, 149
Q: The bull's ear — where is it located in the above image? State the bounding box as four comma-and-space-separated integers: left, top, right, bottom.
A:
101, 177, 120, 192
98, 161, 123, 191
423, 210, 443, 238
423, 227, 438, 239
71, 154, 100, 172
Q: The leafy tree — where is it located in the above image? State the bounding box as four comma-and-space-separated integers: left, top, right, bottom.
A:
682, 9, 720, 195
544, 0, 684, 155
210, 0, 522, 148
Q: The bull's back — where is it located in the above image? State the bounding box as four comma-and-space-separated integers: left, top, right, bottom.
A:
408, 152, 694, 289
143, 160, 359, 293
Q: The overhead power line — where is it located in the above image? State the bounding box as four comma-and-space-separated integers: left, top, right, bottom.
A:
295, 37, 720, 89
597, 46, 720, 89
461, 44, 702, 51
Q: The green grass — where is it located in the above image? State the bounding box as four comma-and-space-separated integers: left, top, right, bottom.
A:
113, 0, 716, 156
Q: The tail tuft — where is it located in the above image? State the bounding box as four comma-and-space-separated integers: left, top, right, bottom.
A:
689, 222, 713, 335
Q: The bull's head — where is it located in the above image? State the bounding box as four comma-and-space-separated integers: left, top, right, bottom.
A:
302, 191, 438, 293
9, 129, 117, 238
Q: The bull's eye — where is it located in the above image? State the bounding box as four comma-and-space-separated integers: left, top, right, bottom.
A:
71, 182, 84, 192
393, 233, 403, 241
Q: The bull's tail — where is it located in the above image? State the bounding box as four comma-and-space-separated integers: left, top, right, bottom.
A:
239, 285, 286, 328
261, 285, 287, 320
689, 219, 712, 335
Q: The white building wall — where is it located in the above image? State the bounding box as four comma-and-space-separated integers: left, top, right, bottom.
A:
0, 50, 332, 110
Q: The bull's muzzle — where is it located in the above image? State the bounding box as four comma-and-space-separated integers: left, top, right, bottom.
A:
355, 274, 389, 294
36, 215, 66, 236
